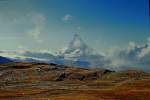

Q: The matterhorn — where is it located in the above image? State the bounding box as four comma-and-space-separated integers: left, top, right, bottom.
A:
56, 33, 107, 67
59, 33, 93, 60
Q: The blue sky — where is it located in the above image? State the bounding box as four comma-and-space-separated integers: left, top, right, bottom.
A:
0, 0, 149, 53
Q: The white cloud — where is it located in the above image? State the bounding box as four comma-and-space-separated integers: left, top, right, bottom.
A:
17, 45, 29, 51
106, 37, 150, 70
77, 26, 81, 30
127, 41, 136, 52
27, 13, 45, 43
18, 45, 26, 49
62, 14, 72, 22
39, 49, 56, 55
138, 37, 150, 58
107, 46, 121, 57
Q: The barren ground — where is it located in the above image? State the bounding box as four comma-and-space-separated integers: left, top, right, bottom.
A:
0, 62, 149, 100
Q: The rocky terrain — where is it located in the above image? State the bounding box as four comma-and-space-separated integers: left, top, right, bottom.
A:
0, 62, 150, 100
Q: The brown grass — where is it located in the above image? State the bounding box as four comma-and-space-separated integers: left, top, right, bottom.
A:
0, 62, 150, 100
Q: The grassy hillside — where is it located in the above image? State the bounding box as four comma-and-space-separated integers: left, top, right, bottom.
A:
0, 62, 149, 100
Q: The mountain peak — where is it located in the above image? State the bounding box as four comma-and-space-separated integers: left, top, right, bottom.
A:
69, 33, 85, 49
56, 33, 106, 67
59, 33, 93, 59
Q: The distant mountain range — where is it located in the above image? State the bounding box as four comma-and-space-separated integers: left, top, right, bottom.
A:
0, 34, 107, 68
0, 56, 12, 64
0, 34, 150, 71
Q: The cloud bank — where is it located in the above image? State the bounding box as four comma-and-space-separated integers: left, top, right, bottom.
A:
107, 37, 150, 71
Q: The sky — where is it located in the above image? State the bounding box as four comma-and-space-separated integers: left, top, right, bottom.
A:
0, 0, 149, 54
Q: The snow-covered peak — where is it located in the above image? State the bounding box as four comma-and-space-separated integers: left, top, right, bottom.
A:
59, 33, 93, 59
69, 33, 84, 49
